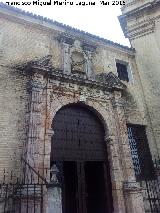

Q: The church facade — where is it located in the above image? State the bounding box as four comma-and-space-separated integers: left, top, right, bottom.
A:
0, 1, 160, 213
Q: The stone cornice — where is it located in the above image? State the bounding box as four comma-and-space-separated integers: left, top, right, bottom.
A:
127, 18, 155, 40
119, 14, 160, 40
119, 0, 160, 39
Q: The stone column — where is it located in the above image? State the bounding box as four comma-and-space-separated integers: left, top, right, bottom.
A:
112, 90, 145, 213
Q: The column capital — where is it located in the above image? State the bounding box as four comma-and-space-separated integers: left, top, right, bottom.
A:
28, 73, 46, 91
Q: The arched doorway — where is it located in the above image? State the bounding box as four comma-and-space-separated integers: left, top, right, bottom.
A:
51, 104, 113, 213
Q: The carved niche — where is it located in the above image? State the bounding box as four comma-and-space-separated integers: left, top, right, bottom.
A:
58, 34, 96, 79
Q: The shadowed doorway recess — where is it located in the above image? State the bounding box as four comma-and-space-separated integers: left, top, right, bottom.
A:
51, 104, 113, 213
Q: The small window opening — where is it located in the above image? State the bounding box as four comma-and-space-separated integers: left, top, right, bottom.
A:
116, 62, 129, 82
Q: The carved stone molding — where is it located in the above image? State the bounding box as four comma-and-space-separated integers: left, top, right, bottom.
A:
123, 180, 141, 191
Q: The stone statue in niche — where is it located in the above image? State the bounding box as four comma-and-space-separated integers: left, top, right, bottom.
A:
71, 51, 86, 73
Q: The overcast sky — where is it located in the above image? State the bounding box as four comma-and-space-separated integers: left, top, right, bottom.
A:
2, 0, 130, 46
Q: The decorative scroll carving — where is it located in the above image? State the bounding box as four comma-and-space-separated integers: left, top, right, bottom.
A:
32, 55, 52, 68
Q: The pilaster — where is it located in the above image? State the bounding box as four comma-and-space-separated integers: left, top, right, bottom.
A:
112, 90, 145, 213
104, 136, 126, 213
25, 72, 46, 182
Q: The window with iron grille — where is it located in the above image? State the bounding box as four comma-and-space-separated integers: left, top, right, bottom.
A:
127, 124, 155, 181
116, 62, 129, 82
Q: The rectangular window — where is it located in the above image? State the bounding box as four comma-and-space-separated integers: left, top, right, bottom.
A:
116, 62, 129, 82
127, 124, 155, 181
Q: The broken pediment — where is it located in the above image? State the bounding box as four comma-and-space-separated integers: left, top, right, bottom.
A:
32, 55, 52, 68
95, 72, 126, 90
14, 55, 53, 72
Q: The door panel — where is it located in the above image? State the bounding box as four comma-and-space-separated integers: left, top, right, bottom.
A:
51, 105, 106, 161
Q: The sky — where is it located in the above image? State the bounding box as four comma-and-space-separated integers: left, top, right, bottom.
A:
2, 0, 130, 46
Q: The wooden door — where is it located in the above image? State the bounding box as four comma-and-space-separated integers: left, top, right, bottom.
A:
51, 104, 113, 213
